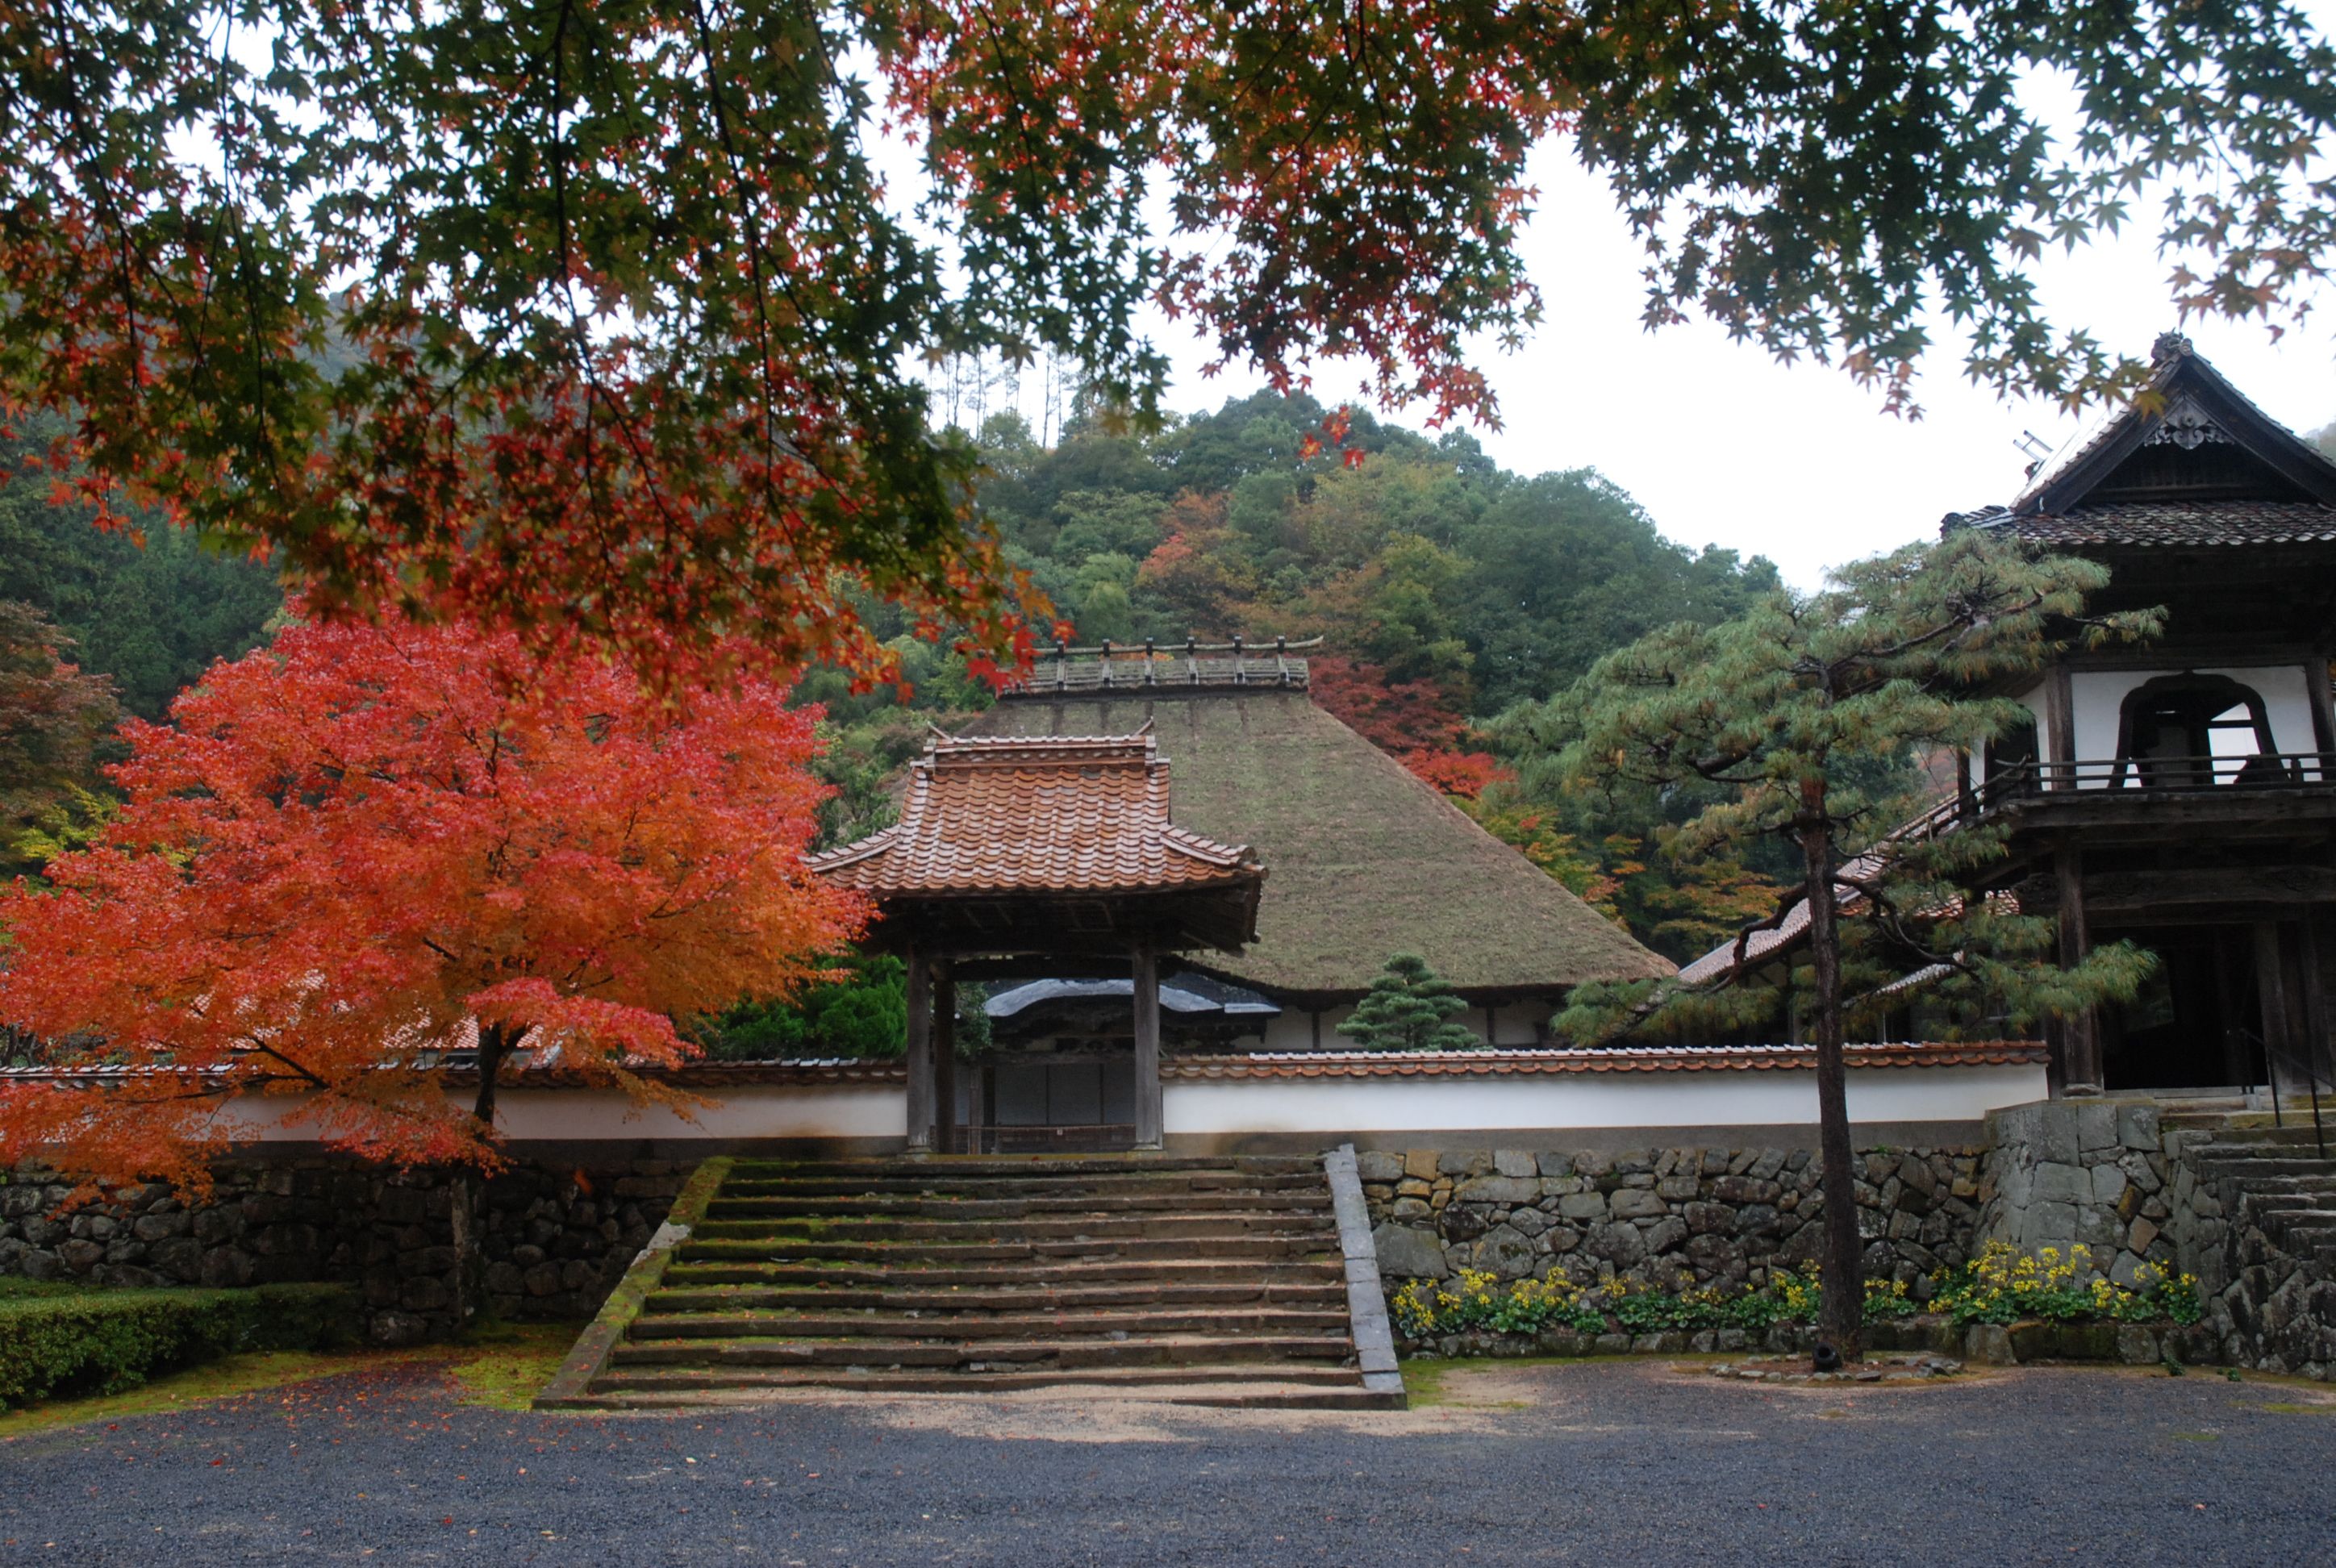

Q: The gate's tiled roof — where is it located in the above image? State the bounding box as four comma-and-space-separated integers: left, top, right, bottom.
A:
1951, 498, 2336, 548
807, 732, 1260, 898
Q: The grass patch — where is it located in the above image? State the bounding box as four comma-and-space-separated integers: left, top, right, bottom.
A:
1399, 1354, 1589, 1408
0, 1319, 582, 1436
444, 1321, 578, 1411
0, 1347, 405, 1441
2260, 1400, 2336, 1415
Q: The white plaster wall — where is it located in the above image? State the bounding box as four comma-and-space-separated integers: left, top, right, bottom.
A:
1161, 1063, 2048, 1136
1257, 1004, 1355, 1052
208, 1083, 908, 1143
2015, 680, 2052, 765
2067, 663, 2321, 784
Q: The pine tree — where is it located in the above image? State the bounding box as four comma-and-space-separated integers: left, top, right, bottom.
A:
1336, 953, 1482, 1053
1543, 530, 2160, 1364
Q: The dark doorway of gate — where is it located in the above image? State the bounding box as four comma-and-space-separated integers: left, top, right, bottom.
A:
961, 1046, 1140, 1153
2097, 925, 2267, 1092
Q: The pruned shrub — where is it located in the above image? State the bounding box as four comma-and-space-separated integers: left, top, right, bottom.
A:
0, 1282, 353, 1409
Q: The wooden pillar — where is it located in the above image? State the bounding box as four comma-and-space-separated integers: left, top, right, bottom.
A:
903, 941, 933, 1154
2046, 665, 2077, 790
2255, 920, 2296, 1082
2309, 650, 2335, 780
932, 961, 957, 1156
2055, 843, 2102, 1095
2298, 917, 2331, 1086
1132, 940, 1162, 1149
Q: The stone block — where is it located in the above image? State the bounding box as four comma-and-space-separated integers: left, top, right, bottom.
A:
2032, 1162, 2090, 1204
1683, 1201, 1734, 1236
1641, 1216, 1688, 1256
1711, 1175, 1781, 1205
151, 1236, 203, 1282
1584, 1223, 1646, 1269
1455, 1175, 1540, 1205
1438, 1151, 1492, 1178
1492, 1149, 1537, 1180
56, 1238, 104, 1274
2117, 1102, 2158, 1150
2028, 1200, 2079, 1249
1356, 1151, 1404, 1183
1389, 1198, 1430, 1221
2091, 1165, 2128, 1206
1557, 1192, 1608, 1223
2075, 1101, 2117, 1153
1609, 1189, 1668, 1221
1370, 1224, 1446, 1278
1403, 1149, 1440, 1181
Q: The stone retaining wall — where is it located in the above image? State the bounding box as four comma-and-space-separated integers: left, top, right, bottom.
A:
1358, 1144, 1985, 1297
1971, 1100, 2180, 1285
0, 1155, 689, 1345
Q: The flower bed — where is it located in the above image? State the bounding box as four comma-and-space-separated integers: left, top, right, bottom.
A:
1391, 1242, 2200, 1362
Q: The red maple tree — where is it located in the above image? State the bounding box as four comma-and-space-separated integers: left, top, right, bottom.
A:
0, 613, 863, 1195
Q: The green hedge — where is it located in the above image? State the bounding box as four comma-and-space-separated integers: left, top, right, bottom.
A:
0, 1282, 354, 1409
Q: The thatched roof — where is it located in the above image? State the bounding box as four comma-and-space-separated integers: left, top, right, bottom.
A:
967, 688, 1671, 999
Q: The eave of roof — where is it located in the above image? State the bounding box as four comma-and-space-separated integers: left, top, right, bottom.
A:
807, 731, 1262, 901
1159, 1041, 2046, 1078
2002, 334, 2336, 519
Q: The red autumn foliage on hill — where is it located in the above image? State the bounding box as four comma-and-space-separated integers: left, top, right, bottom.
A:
0, 614, 862, 1195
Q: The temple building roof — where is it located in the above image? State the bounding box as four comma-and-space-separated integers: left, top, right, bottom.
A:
969, 686, 1673, 1000
1945, 332, 2336, 549
807, 730, 1265, 954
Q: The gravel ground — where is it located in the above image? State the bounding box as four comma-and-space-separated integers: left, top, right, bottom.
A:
2, 1358, 2333, 1566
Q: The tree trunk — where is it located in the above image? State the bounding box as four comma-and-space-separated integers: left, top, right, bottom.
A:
471, 1020, 515, 1133
1799, 780, 1864, 1364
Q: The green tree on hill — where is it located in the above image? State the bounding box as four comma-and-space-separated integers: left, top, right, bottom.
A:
1337, 954, 1481, 1053
1540, 530, 2160, 1364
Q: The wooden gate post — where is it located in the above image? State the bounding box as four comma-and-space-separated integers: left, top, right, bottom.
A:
1132, 940, 1162, 1149
904, 941, 933, 1154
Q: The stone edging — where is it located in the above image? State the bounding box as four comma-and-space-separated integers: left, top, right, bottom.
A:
533, 1155, 732, 1410
1322, 1144, 1405, 1404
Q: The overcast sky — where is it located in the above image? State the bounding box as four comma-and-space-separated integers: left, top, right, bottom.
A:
1129, 132, 2336, 590
1018, 31, 2336, 591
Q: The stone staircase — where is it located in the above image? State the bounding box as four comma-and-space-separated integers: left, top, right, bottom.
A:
550, 1154, 1401, 1409
2171, 1115, 2336, 1270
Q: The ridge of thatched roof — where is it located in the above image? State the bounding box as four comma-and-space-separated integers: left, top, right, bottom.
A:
968, 688, 1672, 999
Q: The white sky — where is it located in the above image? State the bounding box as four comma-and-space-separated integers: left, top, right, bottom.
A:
1137, 132, 2336, 589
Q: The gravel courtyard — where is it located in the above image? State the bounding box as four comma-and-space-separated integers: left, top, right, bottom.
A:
3, 1358, 2331, 1565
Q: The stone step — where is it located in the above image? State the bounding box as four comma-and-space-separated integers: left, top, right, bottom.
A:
607, 1332, 1355, 1370
2189, 1154, 2336, 1178
2250, 1207, 2336, 1228
703, 1192, 1333, 1220
627, 1307, 1353, 1341
727, 1156, 1320, 1181
644, 1282, 1348, 1315
583, 1362, 1372, 1395
676, 1234, 1337, 1267
658, 1257, 1344, 1290
565, 1370, 1398, 1411
691, 1211, 1336, 1244
717, 1173, 1329, 1199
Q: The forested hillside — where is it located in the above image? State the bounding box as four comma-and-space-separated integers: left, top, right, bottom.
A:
2, 413, 280, 719
3, 390, 1787, 960
806, 392, 1792, 962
